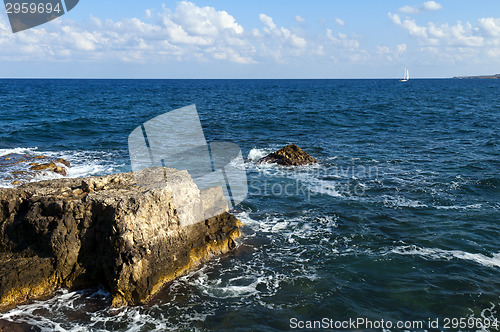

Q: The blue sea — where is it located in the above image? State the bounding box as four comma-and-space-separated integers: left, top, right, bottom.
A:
0, 79, 499, 331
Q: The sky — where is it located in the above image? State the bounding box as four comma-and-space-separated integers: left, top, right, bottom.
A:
1, 0, 500, 78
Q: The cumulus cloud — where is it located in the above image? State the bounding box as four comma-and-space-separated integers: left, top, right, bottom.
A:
398, 1, 443, 14
423, 1, 443, 11
388, 13, 428, 39
0, 1, 374, 69
388, 10, 500, 63
253, 13, 308, 61
389, 13, 485, 47
259, 14, 276, 30
478, 17, 500, 37
162, 1, 245, 47
0, 1, 255, 64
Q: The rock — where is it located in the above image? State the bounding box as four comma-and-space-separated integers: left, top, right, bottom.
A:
0, 154, 71, 186
56, 158, 71, 167
53, 166, 67, 176
0, 168, 242, 309
257, 144, 318, 166
0, 318, 40, 331
29, 162, 57, 171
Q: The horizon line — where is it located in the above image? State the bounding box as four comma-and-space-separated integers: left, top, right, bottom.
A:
0, 77, 455, 80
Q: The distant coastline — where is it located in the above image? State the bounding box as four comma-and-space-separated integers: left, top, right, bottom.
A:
453, 74, 500, 79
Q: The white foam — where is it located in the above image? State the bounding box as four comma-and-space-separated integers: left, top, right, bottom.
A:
197, 276, 260, 299
304, 178, 343, 197
66, 164, 116, 179
435, 204, 482, 210
247, 148, 273, 161
389, 245, 500, 269
0, 147, 125, 188
236, 211, 339, 245
383, 195, 427, 208
0, 289, 112, 331
0, 147, 39, 157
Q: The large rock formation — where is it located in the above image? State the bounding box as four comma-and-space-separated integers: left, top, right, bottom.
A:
257, 144, 318, 166
0, 168, 241, 310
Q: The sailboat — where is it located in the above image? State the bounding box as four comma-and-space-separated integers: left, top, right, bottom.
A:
399, 67, 409, 82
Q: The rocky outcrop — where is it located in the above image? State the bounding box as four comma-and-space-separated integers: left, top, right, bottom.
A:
0, 153, 71, 186
257, 144, 318, 166
0, 168, 241, 310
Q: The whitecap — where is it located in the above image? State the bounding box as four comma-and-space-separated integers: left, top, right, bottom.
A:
382, 195, 427, 208
435, 204, 482, 210
0, 147, 39, 157
247, 148, 273, 161
389, 245, 500, 269
0, 147, 125, 188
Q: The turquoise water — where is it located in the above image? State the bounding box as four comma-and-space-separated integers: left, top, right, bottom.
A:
0, 79, 499, 331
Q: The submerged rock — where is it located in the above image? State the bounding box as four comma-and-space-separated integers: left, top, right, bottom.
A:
257, 144, 317, 166
0, 153, 71, 185
30, 162, 67, 176
0, 169, 241, 309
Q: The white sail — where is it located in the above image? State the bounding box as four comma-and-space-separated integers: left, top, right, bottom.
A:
400, 67, 409, 82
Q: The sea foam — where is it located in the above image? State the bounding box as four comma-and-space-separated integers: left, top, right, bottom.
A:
389, 245, 500, 269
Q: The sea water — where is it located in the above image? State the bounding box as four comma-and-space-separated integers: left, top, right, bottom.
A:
0, 79, 499, 331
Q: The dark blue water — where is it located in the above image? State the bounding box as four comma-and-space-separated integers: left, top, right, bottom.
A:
0, 79, 499, 331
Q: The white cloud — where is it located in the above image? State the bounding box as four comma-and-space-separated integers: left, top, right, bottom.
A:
324, 29, 370, 63
172, 1, 244, 36
389, 13, 428, 39
376, 43, 406, 61
259, 14, 276, 30
397, 43, 407, 53
399, 6, 420, 15
487, 48, 500, 57
398, 1, 443, 15
295, 15, 305, 24
478, 18, 500, 37
326, 29, 359, 49
0, 1, 254, 64
389, 10, 500, 63
423, 1, 443, 11
389, 13, 486, 47
335, 18, 345, 27
254, 13, 307, 62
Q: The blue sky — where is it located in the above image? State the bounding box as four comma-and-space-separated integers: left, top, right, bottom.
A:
1, 1, 500, 78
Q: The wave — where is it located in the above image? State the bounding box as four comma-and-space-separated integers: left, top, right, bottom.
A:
389, 245, 500, 269
247, 148, 273, 162
190, 269, 260, 299
435, 203, 482, 210
382, 195, 428, 208
0, 147, 39, 157
0, 289, 111, 332
292, 173, 343, 197
0, 147, 125, 188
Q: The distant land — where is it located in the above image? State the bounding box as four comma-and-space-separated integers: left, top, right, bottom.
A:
453, 74, 500, 79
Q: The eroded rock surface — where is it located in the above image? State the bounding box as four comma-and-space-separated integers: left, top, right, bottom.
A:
0, 169, 241, 310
